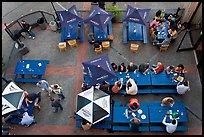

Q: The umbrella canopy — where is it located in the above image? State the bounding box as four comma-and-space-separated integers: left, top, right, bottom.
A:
56, 5, 83, 27
76, 86, 110, 124
82, 54, 117, 86
83, 6, 114, 32
123, 5, 150, 25
2, 82, 24, 116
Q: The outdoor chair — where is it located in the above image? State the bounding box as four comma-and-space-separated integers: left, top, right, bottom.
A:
130, 44, 139, 52
58, 42, 67, 52
68, 39, 77, 48
102, 41, 110, 50
160, 44, 169, 52
95, 45, 103, 54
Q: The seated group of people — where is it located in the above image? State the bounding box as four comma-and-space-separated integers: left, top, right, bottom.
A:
149, 10, 178, 47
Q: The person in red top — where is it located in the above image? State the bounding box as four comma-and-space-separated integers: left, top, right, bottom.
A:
128, 98, 140, 112
152, 62, 165, 74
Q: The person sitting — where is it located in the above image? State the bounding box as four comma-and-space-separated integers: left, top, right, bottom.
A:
88, 33, 95, 44
175, 64, 187, 75
165, 65, 175, 77
93, 42, 101, 50
176, 80, 190, 95
111, 80, 123, 93
50, 84, 65, 100
138, 62, 150, 75
129, 117, 141, 132
150, 19, 159, 27
152, 62, 165, 74
81, 82, 90, 91
162, 113, 178, 134
20, 20, 35, 40
20, 111, 36, 127
126, 78, 138, 95
161, 97, 174, 107
155, 33, 171, 48
99, 81, 110, 92
128, 98, 140, 112
24, 91, 41, 110
111, 63, 118, 72
149, 24, 157, 35
118, 63, 127, 72
81, 118, 92, 131
127, 62, 138, 74
168, 27, 177, 43
150, 31, 159, 45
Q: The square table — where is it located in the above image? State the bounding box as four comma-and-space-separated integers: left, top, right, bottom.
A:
94, 25, 108, 41
61, 22, 78, 42
113, 105, 149, 124
14, 60, 49, 83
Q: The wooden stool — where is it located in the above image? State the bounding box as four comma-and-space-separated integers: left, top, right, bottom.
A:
160, 45, 169, 52
58, 42, 66, 52
102, 41, 110, 50
95, 45, 103, 54
130, 44, 139, 52
68, 39, 77, 48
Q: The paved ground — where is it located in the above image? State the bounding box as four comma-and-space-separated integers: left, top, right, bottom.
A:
2, 2, 202, 135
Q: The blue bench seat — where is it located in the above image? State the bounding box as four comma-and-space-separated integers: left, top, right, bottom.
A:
112, 125, 149, 132
75, 121, 111, 129
151, 89, 177, 94
150, 126, 188, 132
14, 78, 44, 83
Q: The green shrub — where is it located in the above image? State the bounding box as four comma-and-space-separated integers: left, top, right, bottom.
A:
106, 5, 122, 22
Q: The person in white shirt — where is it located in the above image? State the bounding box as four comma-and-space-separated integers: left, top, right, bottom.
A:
126, 78, 138, 95
162, 114, 178, 134
176, 81, 190, 95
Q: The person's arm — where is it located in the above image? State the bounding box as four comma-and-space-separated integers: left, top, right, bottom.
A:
162, 115, 168, 126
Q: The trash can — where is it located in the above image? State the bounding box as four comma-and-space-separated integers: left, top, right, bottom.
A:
15, 42, 29, 55
49, 21, 58, 31
37, 17, 47, 30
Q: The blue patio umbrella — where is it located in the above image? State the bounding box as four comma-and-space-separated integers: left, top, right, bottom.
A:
82, 54, 117, 86
56, 5, 83, 28
123, 5, 150, 26
83, 6, 114, 32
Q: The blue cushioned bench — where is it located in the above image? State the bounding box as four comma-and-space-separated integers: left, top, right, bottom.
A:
112, 125, 149, 132
146, 101, 185, 108
110, 89, 152, 95
150, 126, 188, 132
151, 89, 177, 94
14, 78, 44, 83
75, 121, 112, 129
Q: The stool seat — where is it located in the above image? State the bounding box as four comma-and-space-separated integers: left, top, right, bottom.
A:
58, 42, 66, 52
95, 45, 103, 54
68, 39, 77, 48
102, 41, 110, 50
130, 44, 139, 52
160, 45, 169, 52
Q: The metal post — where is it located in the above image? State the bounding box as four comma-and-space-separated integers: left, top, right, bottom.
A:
51, 2, 60, 22
40, 11, 48, 23
4, 23, 16, 41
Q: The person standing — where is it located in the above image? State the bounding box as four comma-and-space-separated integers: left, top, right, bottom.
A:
36, 80, 51, 96
50, 97, 63, 113
50, 84, 65, 100
162, 113, 178, 134
20, 20, 35, 40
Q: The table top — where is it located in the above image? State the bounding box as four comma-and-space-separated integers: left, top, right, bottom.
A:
117, 71, 151, 86
14, 60, 49, 75
151, 71, 177, 86
149, 105, 188, 123
113, 105, 149, 124
94, 25, 108, 41
157, 21, 168, 40
61, 22, 78, 41
128, 22, 143, 41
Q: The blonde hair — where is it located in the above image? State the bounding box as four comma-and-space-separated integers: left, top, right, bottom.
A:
157, 62, 162, 66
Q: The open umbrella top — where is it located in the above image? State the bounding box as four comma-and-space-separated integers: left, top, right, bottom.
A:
84, 6, 114, 32
123, 5, 150, 25
56, 5, 83, 27
2, 82, 24, 116
82, 54, 117, 86
76, 86, 110, 124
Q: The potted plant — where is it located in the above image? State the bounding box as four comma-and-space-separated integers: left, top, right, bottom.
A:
106, 5, 122, 23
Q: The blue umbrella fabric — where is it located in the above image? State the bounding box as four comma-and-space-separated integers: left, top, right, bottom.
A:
56, 5, 83, 28
83, 6, 114, 32
82, 54, 117, 86
123, 5, 150, 26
